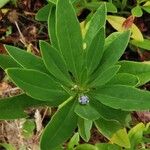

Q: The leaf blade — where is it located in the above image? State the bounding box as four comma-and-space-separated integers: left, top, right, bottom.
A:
6, 68, 68, 106
0, 54, 21, 70
5, 45, 48, 73
40, 100, 77, 150
93, 85, 150, 111
74, 103, 100, 121
86, 27, 105, 75
40, 40, 73, 86
84, 3, 106, 49
0, 94, 51, 120
56, 0, 83, 79
78, 118, 92, 142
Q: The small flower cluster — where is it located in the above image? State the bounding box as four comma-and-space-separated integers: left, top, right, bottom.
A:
78, 95, 89, 105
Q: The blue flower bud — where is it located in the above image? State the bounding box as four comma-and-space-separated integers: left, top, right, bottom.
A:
78, 95, 89, 105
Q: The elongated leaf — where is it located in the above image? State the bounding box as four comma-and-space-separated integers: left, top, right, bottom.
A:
130, 39, 150, 50
128, 123, 145, 149
67, 133, 79, 149
104, 32, 121, 50
5, 45, 48, 73
84, 2, 117, 13
96, 143, 120, 150
6, 68, 68, 106
95, 117, 123, 138
84, 3, 106, 49
0, 143, 16, 150
89, 65, 120, 87
40, 41, 73, 86
90, 31, 130, 81
86, 27, 105, 75
40, 100, 77, 150
107, 73, 139, 87
90, 98, 129, 124
76, 144, 96, 150
0, 0, 10, 8
142, 2, 150, 13
56, 0, 83, 79
118, 60, 150, 86
99, 31, 130, 71
48, 6, 59, 49
48, 0, 77, 4
74, 103, 100, 121
78, 117, 92, 142
0, 54, 21, 70
0, 94, 50, 120
107, 15, 143, 41
110, 128, 130, 148
95, 119, 130, 148
93, 85, 150, 111
35, 4, 52, 21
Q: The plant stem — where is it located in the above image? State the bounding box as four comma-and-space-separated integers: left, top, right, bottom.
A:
58, 95, 76, 109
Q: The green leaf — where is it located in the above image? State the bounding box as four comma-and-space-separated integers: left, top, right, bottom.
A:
74, 103, 100, 121
5, 45, 48, 73
95, 118, 130, 148
40, 41, 73, 86
0, 143, 16, 150
142, 2, 150, 13
0, 0, 10, 8
0, 54, 21, 70
107, 15, 143, 41
106, 2, 117, 13
89, 65, 120, 87
67, 133, 79, 149
0, 94, 50, 120
40, 100, 77, 150
78, 118, 92, 142
93, 85, 150, 111
107, 73, 139, 87
128, 123, 145, 149
118, 60, 150, 86
104, 32, 121, 50
86, 27, 105, 75
75, 144, 96, 150
84, 3, 106, 49
142, 6, 150, 13
35, 4, 52, 21
84, 2, 117, 13
95, 116, 123, 139
90, 31, 130, 81
6, 68, 69, 106
131, 5, 143, 17
56, 0, 83, 79
90, 98, 129, 125
48, 0, 77, 4
130, 39, 150, 50
110, 128, 130, 148
48, 6, 59, 49
22, 119, 35, 138
99, 31, 130, 72
96, 143, 120, 150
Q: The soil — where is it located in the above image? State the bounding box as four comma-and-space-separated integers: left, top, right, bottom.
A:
0, 0, 150, 149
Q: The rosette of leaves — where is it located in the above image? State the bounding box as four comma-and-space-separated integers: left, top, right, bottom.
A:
0, 0, 150, 150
